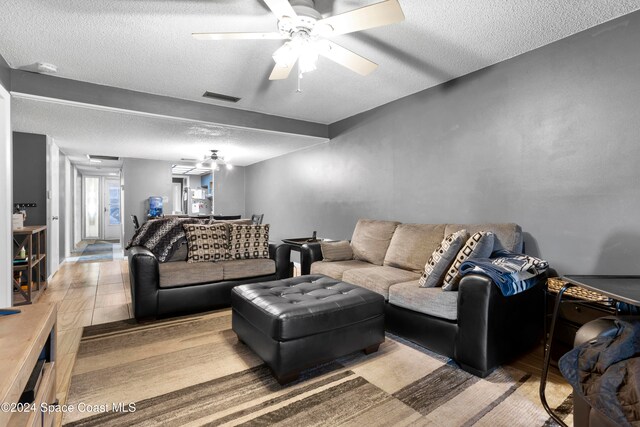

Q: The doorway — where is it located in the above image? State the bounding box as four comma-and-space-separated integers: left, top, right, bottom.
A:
82, 174, 121, 241
104, 178, 121, 240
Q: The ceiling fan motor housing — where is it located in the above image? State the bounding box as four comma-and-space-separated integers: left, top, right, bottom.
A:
289, 0, 321, 19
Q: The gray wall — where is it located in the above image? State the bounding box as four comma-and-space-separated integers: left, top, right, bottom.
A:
0, 53, 10, 91
246, 11, 640, 275
13, 132, 47, 226
214, 167, 246, 217
122, 158, 173, 245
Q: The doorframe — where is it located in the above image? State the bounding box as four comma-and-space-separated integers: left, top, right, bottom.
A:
0, 83, 11, 307
82, 174, 121, 241
82, 175, 102, 240
103, 177, 121, 240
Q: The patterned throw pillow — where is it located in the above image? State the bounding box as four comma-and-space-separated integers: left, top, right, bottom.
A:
418, 230, 468, 288
442, 232, 495, 291
183, 224, 230, 263
321, 240, 353, 261
230, 224, 270, 260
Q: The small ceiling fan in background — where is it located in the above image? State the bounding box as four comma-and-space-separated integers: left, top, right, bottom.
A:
192, 0, 405, 82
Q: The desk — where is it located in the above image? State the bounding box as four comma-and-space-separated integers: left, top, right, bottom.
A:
540, 275, 640, 426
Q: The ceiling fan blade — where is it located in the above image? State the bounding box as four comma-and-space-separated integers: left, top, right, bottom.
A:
320, 41, 378, 76
315, 0, 405, 37
192, 32, 285, 40
269, 62, 296, 80
263, 0, 297, 19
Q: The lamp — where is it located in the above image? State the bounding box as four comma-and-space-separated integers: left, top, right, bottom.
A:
272, 32, 330, 76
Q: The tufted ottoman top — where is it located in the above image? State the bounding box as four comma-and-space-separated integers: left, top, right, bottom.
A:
231, 275, 385, 341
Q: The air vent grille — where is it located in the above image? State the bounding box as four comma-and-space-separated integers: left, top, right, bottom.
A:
202, 91, 241, 103
88, 155, 120, 161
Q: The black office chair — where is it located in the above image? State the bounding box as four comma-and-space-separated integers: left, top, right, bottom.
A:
131, 214, 140, 231
213, 215, 242, 220
251, 213, 264, 225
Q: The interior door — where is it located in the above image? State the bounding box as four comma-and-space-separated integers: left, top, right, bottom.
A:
172, 182, 182, 214
104, 178, 121, 240
83, 175, 100, 240
46, 138, 60, 277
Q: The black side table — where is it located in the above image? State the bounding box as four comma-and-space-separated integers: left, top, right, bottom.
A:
540, 275, 640, 426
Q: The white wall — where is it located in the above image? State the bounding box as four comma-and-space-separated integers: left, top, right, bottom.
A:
0, 82, 12, 307
122, 158, 173, 246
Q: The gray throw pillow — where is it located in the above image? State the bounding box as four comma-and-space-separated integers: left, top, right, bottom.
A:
418, 230, 468, 288
442, 232, 495, 291
321, 240, 353, 261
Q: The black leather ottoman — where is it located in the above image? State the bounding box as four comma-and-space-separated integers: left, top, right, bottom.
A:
231, 274, 385, 384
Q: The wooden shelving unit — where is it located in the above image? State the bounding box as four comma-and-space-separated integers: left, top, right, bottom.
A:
12, 225, 47, 306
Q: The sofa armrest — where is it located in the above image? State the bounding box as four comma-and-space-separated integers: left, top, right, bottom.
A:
128, 246, 160, 320
454, 272, 545, 376
270, 242, 292, 279
300, 242, 323, 275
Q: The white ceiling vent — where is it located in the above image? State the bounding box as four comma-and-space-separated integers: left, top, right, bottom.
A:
87, 154, 120, 161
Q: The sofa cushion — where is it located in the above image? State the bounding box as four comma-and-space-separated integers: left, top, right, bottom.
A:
321, 240, 353, 261
444, 223, 522, 253
383, 224, 446, 273
419, 230, 468, 288
229, 224, 270, 260
442, 231, 495, 291
342, 266, 421, 300
222, 258, 276, 280
184, 223, 230, 263
351, 219, 400, 266
158, 261, 224, 288
310, 260, 372, 280
389, 280, 459, 321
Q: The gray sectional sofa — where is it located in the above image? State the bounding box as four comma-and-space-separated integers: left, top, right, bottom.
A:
300, 219, 545, 377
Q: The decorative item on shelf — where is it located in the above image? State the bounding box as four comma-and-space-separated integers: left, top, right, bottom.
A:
12, 213, 23, 230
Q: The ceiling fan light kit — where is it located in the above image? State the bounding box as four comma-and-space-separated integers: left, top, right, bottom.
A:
192, 0, 405, 89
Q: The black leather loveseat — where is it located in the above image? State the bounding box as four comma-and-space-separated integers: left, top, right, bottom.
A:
128, 243, 291, 320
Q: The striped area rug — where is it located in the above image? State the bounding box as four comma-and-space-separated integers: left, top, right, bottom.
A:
63, 310, 573, 426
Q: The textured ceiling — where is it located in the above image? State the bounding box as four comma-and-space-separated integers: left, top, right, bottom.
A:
11, 96, 326, 167
2, 0, 640, 125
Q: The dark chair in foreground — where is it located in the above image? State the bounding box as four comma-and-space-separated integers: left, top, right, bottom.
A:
213, 215, 242, 220
561, 317, 640, 427
251, 213, 264, 225
131, 214, 140, 231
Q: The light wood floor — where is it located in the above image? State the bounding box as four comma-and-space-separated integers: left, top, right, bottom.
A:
35, 259, 132, 427
36, 258, 570, 427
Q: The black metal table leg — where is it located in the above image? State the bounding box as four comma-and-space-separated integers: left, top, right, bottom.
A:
539, 283, 574, 427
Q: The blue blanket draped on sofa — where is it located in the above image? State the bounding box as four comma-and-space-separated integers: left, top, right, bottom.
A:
458, 250, 548, 296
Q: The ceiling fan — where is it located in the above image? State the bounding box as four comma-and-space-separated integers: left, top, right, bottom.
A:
192, 0, 405, 81
208, 150, 232, 170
